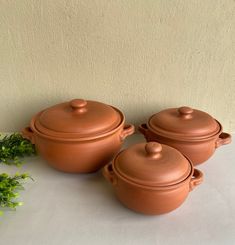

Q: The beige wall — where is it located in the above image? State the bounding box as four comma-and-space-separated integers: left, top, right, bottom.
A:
0, 0, 234, 132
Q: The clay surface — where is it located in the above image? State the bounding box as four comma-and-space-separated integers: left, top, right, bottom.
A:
139, 106, 232, 165
22, 99, 135, 173
103, 142, 203, 215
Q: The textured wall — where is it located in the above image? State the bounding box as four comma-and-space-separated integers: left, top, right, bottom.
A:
0, 0, 234, 132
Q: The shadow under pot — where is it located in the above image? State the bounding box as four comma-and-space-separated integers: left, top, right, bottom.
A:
22, 99, 135, 173
103, 142, 203, 215
139, 106, 232, 165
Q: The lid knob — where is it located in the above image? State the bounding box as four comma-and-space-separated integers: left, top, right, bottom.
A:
145, 142, 162, 159
70, 99, 87, 113
178, 106, 193, 119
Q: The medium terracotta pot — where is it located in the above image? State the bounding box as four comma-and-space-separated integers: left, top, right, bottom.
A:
103, 142, 203, 215
139, 106, 232, 165
22, 99, 135, 173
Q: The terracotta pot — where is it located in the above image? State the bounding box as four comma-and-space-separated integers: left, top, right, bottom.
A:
22, 99, 135, 173
103, 142, 203, 215
139, 106, 232, 165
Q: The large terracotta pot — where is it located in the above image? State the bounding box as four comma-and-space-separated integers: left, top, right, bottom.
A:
139, 106, 231, 165
103, 142, 203, 215
22, 99, 135, 173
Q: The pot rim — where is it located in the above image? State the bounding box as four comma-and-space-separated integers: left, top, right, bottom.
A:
29, 109, 126, 142
112, 153, 194, 190
147, 118, 223, 142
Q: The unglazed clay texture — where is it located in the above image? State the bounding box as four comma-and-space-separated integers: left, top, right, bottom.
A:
22, 99, 135, 173
139, 106, 231, 165
103, 142, 203, 215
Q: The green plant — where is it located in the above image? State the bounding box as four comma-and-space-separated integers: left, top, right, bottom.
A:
0, 133, 36, 166
0, 173, 33, 215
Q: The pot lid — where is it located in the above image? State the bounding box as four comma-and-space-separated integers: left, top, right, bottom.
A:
114, 142, 192, 187
148, 106, 220, 139
34, 99, 123, 138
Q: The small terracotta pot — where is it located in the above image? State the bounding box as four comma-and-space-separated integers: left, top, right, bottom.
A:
139, 106, 232, 165
22, 99, 135, 173
103, 142, 203, 215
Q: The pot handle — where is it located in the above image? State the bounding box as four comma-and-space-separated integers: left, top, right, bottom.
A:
215, 132, 232, 148
189, 169, 203, 191
102, 163, 117, 186
120, 124, 135, 141
138, 123, 148, 136
21, 127, 35, 144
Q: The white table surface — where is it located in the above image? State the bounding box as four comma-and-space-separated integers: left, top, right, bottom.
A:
0, 133, 235, 245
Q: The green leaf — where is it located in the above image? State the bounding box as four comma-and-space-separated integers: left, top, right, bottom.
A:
0, 173, 33, 215
0, 133, 36, 166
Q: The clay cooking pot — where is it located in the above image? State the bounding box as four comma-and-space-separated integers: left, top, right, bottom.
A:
22, 99, 135, 173
139, 106, 231, 165
103, 142, 203, 215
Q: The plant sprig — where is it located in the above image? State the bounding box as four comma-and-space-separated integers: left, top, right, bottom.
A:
0, 133, 36, 166
0, 173, 33, 215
